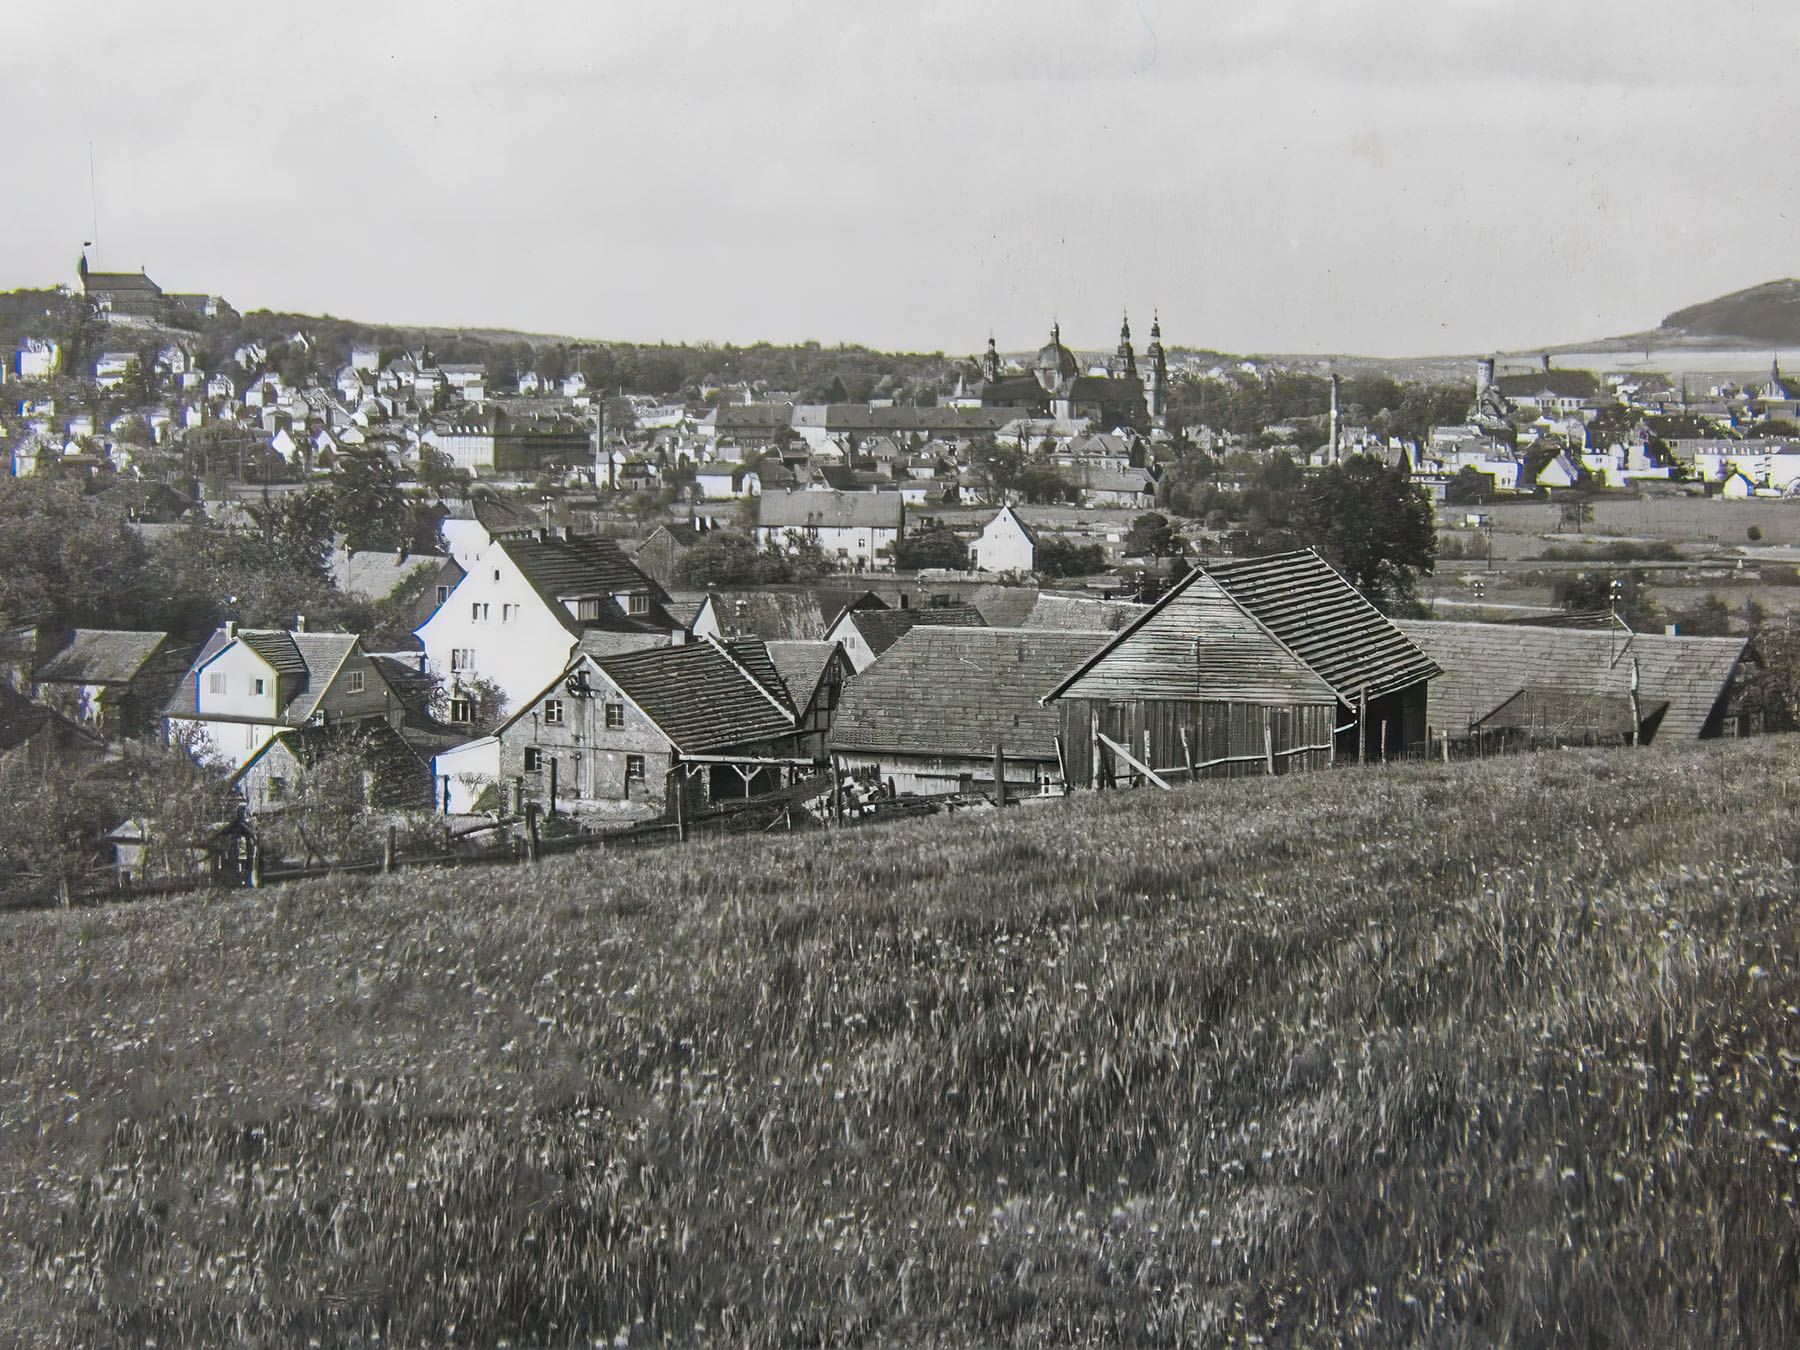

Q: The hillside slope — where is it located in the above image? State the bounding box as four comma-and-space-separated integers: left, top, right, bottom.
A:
1662, 278, 1800, 345
4, 742, 1799, 1345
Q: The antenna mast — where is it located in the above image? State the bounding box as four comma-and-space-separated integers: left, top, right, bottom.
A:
87, 142, 99, 267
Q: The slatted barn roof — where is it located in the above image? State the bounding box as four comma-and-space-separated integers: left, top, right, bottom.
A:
1203, 551, 1440, 702
1044, 549, 1436, 706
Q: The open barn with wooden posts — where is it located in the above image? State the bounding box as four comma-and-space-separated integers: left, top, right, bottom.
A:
1042, 549, 1439, 789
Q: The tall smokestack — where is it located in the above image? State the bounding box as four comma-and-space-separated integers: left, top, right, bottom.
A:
1328, 373, 1341, 463
1476, 357, 1495, 394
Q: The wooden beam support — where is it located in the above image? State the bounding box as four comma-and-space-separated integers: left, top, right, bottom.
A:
1096, 733, 1172, 790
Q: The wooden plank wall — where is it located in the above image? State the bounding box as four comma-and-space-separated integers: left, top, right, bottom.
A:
1057, 698, 1337, 787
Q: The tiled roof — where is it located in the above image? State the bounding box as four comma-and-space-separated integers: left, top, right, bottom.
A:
758, 489, 905, 530
1205, 551, 1441, 702
699, 589, 837, 640
0, 682, 55, 753
499, 534, 679, 636
1021, 594, 1145, 634
239, 631, 307, 677
331, 550, 457, 601
848, 604, 987, 659
1395, 620, 1747, 742
166, 630, 361, 724
595, 637, 796, 755
764, 640, 839, 709
830, 627, 1110, 761
33, 629, 168, 684
82, 271, 161, 293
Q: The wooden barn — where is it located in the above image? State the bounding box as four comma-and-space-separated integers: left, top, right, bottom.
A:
1043, 549, 1440, 788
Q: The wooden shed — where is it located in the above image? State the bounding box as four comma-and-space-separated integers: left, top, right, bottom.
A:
1043, 549, 1440, 788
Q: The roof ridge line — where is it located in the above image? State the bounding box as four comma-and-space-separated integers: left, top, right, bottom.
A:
704, 635, 797, 725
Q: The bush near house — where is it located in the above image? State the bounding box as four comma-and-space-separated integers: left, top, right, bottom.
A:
4, 740, 1800, 1344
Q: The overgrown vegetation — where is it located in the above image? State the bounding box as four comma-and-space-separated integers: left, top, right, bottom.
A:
5, 741, 1800, 1344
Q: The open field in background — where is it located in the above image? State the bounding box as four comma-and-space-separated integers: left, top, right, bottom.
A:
4, 740, 1800, 1345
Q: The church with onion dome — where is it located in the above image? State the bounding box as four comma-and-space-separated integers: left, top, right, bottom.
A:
958, 315, 1168, 431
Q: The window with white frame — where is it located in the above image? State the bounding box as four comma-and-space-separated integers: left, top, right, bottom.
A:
471, 602, 489, 622
501, 604, 519, 623
208, 672, 226, 696
543, 699, 564, 725
625, 753, 646, 781
345, 670, 365, 694
449, 698, 471, 723
604, 701, 625, 729
436, 585, 451, 605
450, 649, 475, 672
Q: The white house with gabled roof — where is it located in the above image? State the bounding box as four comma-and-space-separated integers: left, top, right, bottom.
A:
163, 624, 405, 771
972, 505, 1037, 573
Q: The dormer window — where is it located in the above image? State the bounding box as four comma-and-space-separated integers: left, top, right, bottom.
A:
572, 598, 602, 621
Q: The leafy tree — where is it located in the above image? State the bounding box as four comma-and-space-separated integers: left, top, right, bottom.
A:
1445, 466, 1495, 506
1297, 456, 1436, 611
1035, 535, 1108, 578
1586, 401, 1640, 449
1124, 511, 1186, 559
1667, 593, 1733, 636
893, 530, 968, 571
1551, 571, 1658, 630
0, 476, 152, 629
432, 673, 508, 738
1017, 464, 1077, 504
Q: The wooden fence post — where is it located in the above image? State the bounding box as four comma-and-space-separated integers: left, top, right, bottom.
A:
674, 767, 688, 843
1180, 725, 1195, 781
1264, 721, 1275, 777
993, 743, 1006, 807
1358, 685, 1368, 766
1090, 711, 1102, 791
383, 824, 395, 874
548, 758, 558, 817
525, 803, 541, 863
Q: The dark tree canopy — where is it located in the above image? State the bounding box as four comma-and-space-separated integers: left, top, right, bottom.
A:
893, 530, 968, 571
1298, 456, 1436, 612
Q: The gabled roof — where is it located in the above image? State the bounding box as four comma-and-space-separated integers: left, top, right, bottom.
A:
239, 719, 432, 811
497, 534, 679, 636
764, 640, 843, 711
841, 604, 988, 659
697, 589, 839, 641
237, 631, 307, 677
82, 271, 161, 293
1202, 551, 1440, 702
33, 629, 168, 685
988, 505, 1038, 545
331, 550, 459, 602
830, 627, 1110, 762
166, 629, 363, 724
1395, 620, 1747, 742
591, 637, 797, 754
0, 682, 92, 754
1043, 549, 1437, 706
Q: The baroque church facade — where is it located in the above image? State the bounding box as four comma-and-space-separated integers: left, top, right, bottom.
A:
962, 316, 1169, 431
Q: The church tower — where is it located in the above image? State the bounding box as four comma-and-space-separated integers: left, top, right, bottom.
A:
1110, 313, 1137, 381
1144, 313, 1168, 421
981, 334, 1001, 383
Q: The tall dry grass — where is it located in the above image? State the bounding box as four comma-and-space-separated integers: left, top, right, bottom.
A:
2, 739, 1798, 1345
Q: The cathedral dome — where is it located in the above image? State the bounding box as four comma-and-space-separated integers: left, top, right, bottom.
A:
1033, 323, 1079, 383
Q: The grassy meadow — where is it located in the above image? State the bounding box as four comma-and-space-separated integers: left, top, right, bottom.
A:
4, 739, 1800, 1345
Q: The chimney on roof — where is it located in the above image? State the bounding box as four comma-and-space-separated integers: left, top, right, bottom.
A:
224, 620, 236, 640
295, 614, 306, 632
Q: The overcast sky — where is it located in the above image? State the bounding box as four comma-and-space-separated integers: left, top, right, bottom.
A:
6, 1, 1797, 358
